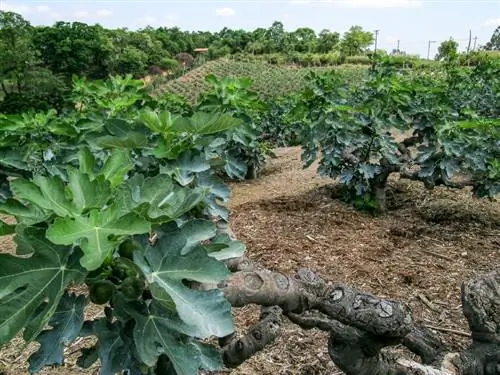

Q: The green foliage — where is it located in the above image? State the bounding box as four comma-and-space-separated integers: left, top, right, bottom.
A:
0, 11, 36, 87
435, 39, 459, 61
483, 25, 500, 51
288, 56, 500, 211
260, 95, 304, 147
0, 74, 250, 374
28, 293, 86, 373
0, 12, 70, 114
339, 26, 374, 57
33, 21, 110, 79
317, 29, 340, 53
197, 74, 274, 177
0, 227, 87, 346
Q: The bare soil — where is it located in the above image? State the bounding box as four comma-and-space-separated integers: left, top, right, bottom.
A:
1, 147, 499, 375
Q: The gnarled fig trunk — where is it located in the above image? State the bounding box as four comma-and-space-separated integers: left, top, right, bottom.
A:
219, 261, 499, 374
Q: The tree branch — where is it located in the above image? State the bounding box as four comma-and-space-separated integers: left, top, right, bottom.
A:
399, 168, 473, 190
222, 268, 413, 338
222, 306, 282, 368
218, 265, 500, 375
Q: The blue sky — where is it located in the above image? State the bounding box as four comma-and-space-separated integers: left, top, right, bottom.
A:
1, 0, 499, 57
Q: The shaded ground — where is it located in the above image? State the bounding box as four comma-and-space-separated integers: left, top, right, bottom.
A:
1, 147, 499, 375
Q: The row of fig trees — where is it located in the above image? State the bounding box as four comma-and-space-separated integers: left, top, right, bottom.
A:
263, 55, 499, 213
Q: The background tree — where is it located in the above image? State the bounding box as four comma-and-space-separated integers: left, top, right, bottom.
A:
435, 38, 458, 60
483, 25, 500, 50
0, 11, 37, 94
316, 29, 340, 53
339, 25, 374, 56
33, 21, 110, 79
289, 27, 317, 53
0, 11, 68, 113
265, 21, 286, 53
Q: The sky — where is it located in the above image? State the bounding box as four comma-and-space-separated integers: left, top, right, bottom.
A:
0, 0, 499, 57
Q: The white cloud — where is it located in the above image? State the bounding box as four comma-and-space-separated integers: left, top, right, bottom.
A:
0, 2, 33, 14
215, 7, 236, 17
49, 12, 63, 20
74, 10, 90, 20
35, 5, 50, 13
96, 9, 113, 18
0, 2, 53, 14
289, 0, 422, 7
72, 9, 114, 20
481, 18, 500, 28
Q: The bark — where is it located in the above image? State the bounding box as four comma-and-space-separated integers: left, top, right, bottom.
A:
452, 270, 500, 375
245, 164, 257, 180
219, 266, 500, 375
222, 268, 413, 338
371, 160, 399, 213
399, 169, 473, 190
403, 325, 445, 364
222, 307, 282, 368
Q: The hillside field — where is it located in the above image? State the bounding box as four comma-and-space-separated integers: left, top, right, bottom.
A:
156, 59, 368, 102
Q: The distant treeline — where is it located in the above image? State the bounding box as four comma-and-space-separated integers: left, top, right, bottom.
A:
0, 9, 498, 113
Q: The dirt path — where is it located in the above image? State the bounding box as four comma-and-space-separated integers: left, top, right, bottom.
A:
1, 147, 499, 375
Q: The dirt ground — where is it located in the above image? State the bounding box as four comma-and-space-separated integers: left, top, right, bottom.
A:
1, 147, 499, 375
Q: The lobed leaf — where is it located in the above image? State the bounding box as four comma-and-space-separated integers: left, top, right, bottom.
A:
0, 227, 87, 346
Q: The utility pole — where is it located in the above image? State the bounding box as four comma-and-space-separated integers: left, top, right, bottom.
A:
374, 29, 380, 54
397, 39, 400, 53
466, 29, 472, 53
427, 40, 436, 60
473, 36, 478, 50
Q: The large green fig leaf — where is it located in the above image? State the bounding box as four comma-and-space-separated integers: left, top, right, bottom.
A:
139, 109, 177, 134
79, 319, 138, 375
134, 226, 233, 338
100, 149, 134, 188
10, 176, 75, 218
123, 300, 224, 374
78, 147, 96, 179
4, 159, 151, 271
0, 227, 87, 346
67, 168, 111, 213
172, 112, 242, 136
160, 151, 211, 186
28, 293, 87, 373
6, 151, 127, 222
197, 172, 231, 220
114, 174, 206, 223
179, 219, 217, 254
46, 209, 150, 271
205, 234, 246, 261
223, 154, 247, 180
